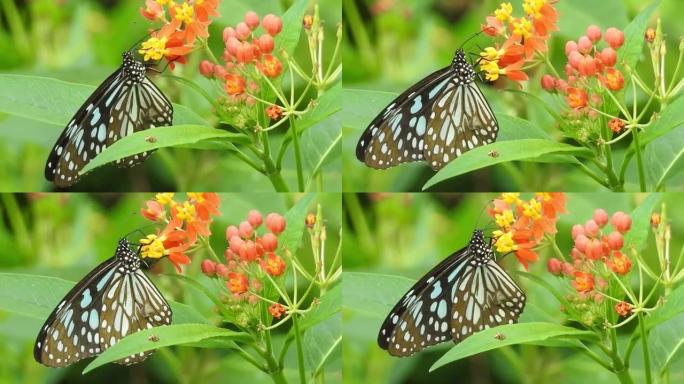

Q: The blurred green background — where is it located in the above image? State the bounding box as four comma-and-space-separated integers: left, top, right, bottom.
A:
0, 0, 341, 191
342, 0, 683, 191
0, 192, 341, 383
342, 192, 684, 384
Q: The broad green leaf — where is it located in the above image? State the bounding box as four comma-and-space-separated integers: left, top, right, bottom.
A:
644, 121, 684, 189
430, 322, 594, 372
280, 193, 316, 255
649, 312, 684, 376
618, 0, 661, 73
79, 125, 247, 174
555, 0, 628, 39
623, 194, 660, 252
0, 273, 208, 324
0, 74, 206, 128
303, 315, 342, 377
298, 83, 343, 133
299, 283, 341, 331
342, 272, 412, 321
423, 140, 592, 190
301, 115, 342, 187
83, 323, 250, 373
646, 284, 684, 329
216, 0, 281, 25
639, 96, 684, 146
275, 0, 309, 59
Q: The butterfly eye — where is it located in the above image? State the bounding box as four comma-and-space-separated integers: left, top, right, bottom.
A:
377, 229, 525, 357
44, 51, 173, 187
357, 50, 498, 171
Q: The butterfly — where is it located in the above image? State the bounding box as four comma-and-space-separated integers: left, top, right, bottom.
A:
377, 229, 525, 357
34, 239, 172, 367
356, 49, 498, 170
45, 51, 173, 188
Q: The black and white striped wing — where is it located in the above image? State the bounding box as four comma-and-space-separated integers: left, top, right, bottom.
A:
356, 49, 499, 171
356, 66, 453, 168
377, 230, 525, 357
34, 241, 172, 367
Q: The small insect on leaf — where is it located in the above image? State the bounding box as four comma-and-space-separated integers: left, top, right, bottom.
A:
488, 150, 499, 158
148, 335, 160, 342
495, 332, 506, 340
145, 136, 158, 143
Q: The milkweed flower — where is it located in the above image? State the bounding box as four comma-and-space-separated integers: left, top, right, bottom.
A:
489, 192, 566, 268
269, 303, 287, 318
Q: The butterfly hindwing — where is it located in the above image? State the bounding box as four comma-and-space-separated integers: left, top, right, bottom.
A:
34, 239, 172, 367
357, 49, 499, 170
378, 230, 525, 357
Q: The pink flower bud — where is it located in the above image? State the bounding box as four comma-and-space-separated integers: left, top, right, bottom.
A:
244, 11, 260, 29
262, 14, 283, 36
199, 60, 215, 77
607, 231, 624, 250
262, 232, 278, 252
226, 36, 241, 55
600, 47, 617, 67
223, 27, 236, 42
575, 234, 589, 252
611, 211, 632, 233
201, 259, 216, 276
565, 40, 578, 56
593, 209, 608, 227
236, 22, 252, 40
541, 75, 556, 91
562, 262, 575, 276
577, 36, 593, 54
216, 263, 230, 279
265, 213, 286, 234
586, 25, 602, 42
258, 34, 275, 53
247, 209, 263, 228
547, 258, 562, 275
239, 221, 254, 238
229, 235, 244, 254
568, 50, 583, 69
571, 224, 585, 239
605, 27, 625, 49
584, 219, 600, 237
226, 225, 239, 241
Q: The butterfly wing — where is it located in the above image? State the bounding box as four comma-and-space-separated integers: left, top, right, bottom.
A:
99, 268, 172, 365
450, 259, 525, 343
356, 66, 453, 168
422, 80, 498, 169
377, 246, 472, 356
111, 76, 173, 169
34, 257, 119, 367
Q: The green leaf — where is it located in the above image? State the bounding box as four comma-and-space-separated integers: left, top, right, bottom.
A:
83, 323, 250, 374
639, 96, 684, 146
342, 272, 412, 321
623, 194, 660, 252
0, 272, 208, 324
644, 120, 684, 189
79, 125, 247, 174
649, 312, 684, 376
0, 74, 207, 128
280, 193, 316, 255
301, 116, 342, 185
618, 0, 661, 73
423, 140, 592, 190
555, 0, 628, 40
298, 83, 343, 133
646, 284, 684, 329
275, 0, 310, 58
303, 315, 342, 377
430, 322, 594, 372
300, 283, 341, 331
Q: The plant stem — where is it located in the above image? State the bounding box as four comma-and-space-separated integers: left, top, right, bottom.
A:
289, 115, 305, 191
292, 315, 307, 384
638, 313, 653, 384
631, 128, 647, 191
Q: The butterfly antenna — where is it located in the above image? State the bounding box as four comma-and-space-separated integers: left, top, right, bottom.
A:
122, 224, 157, 244
458, 29, 487, 51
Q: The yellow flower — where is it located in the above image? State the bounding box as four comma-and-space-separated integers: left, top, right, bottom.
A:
175, 201, 196, 222
480, 60, 500, 81
139, 37, 169, 61
523, 0, 544, 20
494, 2, 513, 22
495, 209, 515, 230
187, 192, 205, 203
156, 0, 173, 5
536, 192, 551, 202
501, 193, 521, 204
155, 193, 175, 205
512, 17, 533, 39
174, 2, 194, 24
480, 46, 502, 61
494, 230, 518, 253
139, 234, 166, 259
522, 198, 542, 220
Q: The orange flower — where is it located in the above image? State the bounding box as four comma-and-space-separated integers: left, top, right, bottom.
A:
141, 200, 165, 221
566, 87, 588, 109
140, 0, 164, 21
172, 201, 211, 244
269, 303, 287, 318
258, 54, 283, 78
227, 272, 249, 294
266, 105, 283, 120
609, 118, 626, 133
607, 251, 632, 275
602, 67, 624, 91
615, 301, 632, 317
225, 73, 246, 95
194, 0, 220, 22
139, 218, 192, 272
188, 192, 220, 221
261, 252, 286, 276
572, 271, 595, 292
139, 20, 192, 69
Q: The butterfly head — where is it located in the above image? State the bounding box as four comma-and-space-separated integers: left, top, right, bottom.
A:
450, 49, 477, 83
469, 229, 493, 262
115, 238, 142, 273
121, 51, 146, 83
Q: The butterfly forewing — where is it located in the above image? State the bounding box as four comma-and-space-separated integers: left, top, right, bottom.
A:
34, 239, 172, 367
377, 230, 525, 357
45, 52, 173, 187
357, 49, 498, 170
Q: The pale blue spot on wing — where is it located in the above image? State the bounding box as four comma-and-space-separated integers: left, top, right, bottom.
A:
80, 289, 92, 308
89, 309, 99, 329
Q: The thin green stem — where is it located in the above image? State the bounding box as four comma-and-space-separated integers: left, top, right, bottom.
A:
288, 115, 305, 191
292, 315, 307, 384
639, 313, 653, 384
632, 128, 647, 191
